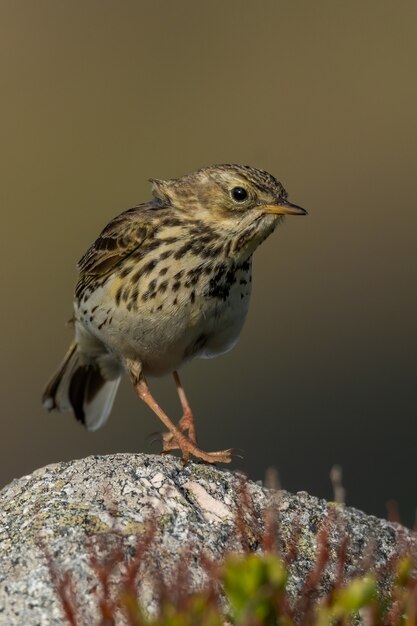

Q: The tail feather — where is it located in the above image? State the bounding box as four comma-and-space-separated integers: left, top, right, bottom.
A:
42, 342, 78, 413
42, 344, 121, 431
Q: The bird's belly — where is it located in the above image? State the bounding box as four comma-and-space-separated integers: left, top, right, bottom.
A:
76, 297, 195, 376
196, 288, 251, 359
75, 264, 252, 376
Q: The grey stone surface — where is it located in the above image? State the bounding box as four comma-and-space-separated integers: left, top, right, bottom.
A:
0, 453, 415, 625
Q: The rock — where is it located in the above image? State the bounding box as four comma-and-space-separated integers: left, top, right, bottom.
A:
0, 453, 415, 625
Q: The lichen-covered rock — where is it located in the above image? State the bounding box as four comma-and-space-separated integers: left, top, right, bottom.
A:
0, 453, 414, 625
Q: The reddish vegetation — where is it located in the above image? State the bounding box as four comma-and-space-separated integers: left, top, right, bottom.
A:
43, 477, 417, 626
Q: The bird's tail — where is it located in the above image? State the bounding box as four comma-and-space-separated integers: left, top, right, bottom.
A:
42, 342, 121, 431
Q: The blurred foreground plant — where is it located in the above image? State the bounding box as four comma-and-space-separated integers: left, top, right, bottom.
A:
43, 476, 417, 626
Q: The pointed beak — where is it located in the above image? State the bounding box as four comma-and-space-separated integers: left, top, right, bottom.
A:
262, 200, 308, 216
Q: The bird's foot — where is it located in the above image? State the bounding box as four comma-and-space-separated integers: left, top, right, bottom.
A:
185, 447, 233, 465
162, 410, 197, 452
162, 430, 232, 464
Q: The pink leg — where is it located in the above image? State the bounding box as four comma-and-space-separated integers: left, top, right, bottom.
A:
174, 371, 197, 439
129, 365, 231, 464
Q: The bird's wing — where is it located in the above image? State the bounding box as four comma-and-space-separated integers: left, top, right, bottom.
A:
77, 202, 159, 278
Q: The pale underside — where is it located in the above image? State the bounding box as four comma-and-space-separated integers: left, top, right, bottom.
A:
74, 255, 253, 378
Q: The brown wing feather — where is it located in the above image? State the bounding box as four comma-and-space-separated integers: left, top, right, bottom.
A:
77, 201, 159, 278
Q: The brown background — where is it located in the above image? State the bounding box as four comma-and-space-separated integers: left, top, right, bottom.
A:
1, 1, 416, 523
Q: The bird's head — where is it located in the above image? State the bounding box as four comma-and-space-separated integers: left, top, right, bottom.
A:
151, 163, 306, 219
150, 164, 306, 256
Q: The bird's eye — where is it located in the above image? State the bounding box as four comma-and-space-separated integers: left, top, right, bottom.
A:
231, 186, 248, 202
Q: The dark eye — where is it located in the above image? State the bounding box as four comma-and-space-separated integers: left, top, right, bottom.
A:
231, 186, 248, 202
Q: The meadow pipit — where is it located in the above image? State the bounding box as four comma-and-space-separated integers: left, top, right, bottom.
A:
43, 164, 306, 463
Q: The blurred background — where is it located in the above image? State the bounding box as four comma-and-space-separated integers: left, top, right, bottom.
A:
1, 1, 416, 524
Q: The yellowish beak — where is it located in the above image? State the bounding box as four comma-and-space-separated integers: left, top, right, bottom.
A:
262, 200, 307, 216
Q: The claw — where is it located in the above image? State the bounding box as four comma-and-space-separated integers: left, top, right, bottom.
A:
230, 447, 245, 461
146, 431, 166, 450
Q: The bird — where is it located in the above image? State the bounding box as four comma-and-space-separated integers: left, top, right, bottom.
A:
42, 164, 307, 464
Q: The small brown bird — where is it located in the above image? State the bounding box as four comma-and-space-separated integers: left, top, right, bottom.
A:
43, 164, 306, 463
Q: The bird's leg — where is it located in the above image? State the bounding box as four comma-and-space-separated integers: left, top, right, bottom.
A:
162, 371, 197, 452
174, 370, 197, 442
136, 377, 232, 464
125, 360, 231, 464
